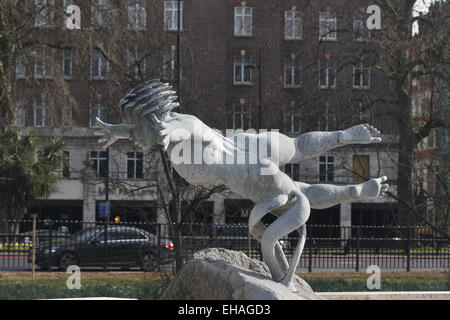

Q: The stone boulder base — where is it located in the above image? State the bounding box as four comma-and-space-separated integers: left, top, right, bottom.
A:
160, 248, 323, 300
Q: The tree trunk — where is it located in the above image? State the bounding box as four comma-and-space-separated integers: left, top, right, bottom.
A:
396, 89, 417, 226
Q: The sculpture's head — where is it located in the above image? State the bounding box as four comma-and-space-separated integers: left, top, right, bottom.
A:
119, 80, 179, 149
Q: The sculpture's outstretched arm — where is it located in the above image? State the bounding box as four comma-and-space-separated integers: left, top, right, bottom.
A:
95, 118, 133, 148
290, 124, 381, 163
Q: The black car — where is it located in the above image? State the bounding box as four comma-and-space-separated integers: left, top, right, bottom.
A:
29, 225, 174, 271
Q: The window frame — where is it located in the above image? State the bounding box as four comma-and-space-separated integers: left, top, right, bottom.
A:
90, 150, 108, 178
233, 55, 252, 85
234, 6, 253, 37
35, 0, 55, 28
232, 102, 252, 130
127, 47, 146, 78
34, 98, 52, 128
319, 11, 337, 41
284, 58, 301, 88
284, 163, 301, 181
62, 48, 73, 79
353, 60, 371, 89
353, 13, 371, 42
15, 100, 26, 127
91, 0, 110, 27
61, 100, 72, 127
164, 1, 183, 31
319, 59, 336, 89
128, 0, 147, 29
284, 10, 302, 40
127, 151, 144, 179
62, 150, 71, 178
34, 47, 54, 79
318, 155, 335, 182
162, 50, 175, 80
90, 101, 107, 128
90, 48, 109, 80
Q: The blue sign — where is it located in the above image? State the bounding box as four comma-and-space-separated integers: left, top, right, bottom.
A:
98, 201, 111, 218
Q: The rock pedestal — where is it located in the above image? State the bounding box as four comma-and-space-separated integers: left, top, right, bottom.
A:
160, 248, 323, 300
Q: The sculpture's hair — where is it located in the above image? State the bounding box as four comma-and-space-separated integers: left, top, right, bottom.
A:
119, 79, 179, 126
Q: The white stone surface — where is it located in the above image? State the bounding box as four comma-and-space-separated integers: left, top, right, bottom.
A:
319, 291, 450, 300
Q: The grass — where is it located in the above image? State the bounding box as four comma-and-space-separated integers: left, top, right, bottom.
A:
303, 277, 450, 292
0, 279, 169, 300
0, 270, 448, 299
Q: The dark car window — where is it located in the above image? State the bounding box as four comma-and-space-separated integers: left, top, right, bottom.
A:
73, 228, 102, 242
119, 230, 147, 240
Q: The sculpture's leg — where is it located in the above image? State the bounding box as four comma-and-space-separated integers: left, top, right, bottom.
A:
261, 192, 310, 286
280, 224, 306, 291
250, 221, 289, 274
248, 195, 290, 275
296, 176, 389, 210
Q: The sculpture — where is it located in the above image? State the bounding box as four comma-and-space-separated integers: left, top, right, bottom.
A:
95, 80, 389, 291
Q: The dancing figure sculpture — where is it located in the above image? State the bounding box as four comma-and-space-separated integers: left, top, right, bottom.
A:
95, 80, 389, 291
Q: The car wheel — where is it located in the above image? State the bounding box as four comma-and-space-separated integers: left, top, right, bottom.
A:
141, 252, 158, 272
59, 252, 78, 271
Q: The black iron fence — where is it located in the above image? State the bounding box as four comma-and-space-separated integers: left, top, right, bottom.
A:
0, 219, 448, 272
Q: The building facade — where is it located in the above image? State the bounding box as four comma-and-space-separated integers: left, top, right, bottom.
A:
14, 0, 399, 232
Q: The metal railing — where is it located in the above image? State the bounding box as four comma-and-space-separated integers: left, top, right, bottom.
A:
0, 220, 448, 272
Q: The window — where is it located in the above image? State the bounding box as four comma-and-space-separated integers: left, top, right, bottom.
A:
62, 151, 70, 178
319, 12, 337, 41
90, 48, 108, 79
127, 151, 144, 179
61, 100, 72, 127
35, 0, 55, 27
319, 59, 336, 88
284, 10, 302, 40
317, 104, 336, 131
233, 55, 252, 85
91, 0, 110, 27
162, 50, 175, 80
34, 47, 54, 79
234, 6, 252, 36
90, 150, 108, 178
285, 163, 301, 181
352, 102, 371, 124
284, 58, 301, 87
15, 100, 26, 127
284, 102, 301, 133
127, 48, 146, 78
34, 98, 52, 127
233, 102, 252, 130
352, 155, 370, 182
90, 101, 107, 128
16, 55, 26, 79
353, 13, 371, 41
128, 0, 146, 29
353, 60, 370, 88
164, 1, 183, 31
319, 155, 335, 182
62, 49, 73, 79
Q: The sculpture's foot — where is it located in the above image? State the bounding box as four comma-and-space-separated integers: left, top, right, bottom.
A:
280, 277, 298, 293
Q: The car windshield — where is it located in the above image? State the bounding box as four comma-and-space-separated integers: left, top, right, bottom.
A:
72, 228, 102, 242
